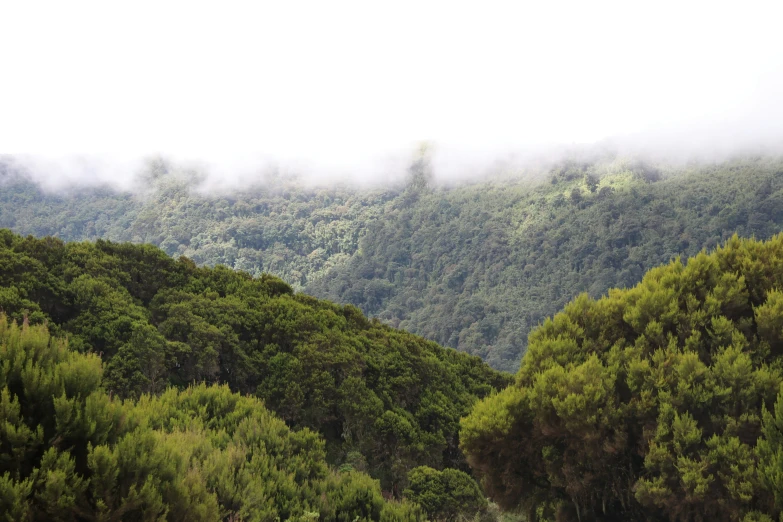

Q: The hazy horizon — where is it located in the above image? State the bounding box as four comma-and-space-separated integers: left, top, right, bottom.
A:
2, 1, 782, 186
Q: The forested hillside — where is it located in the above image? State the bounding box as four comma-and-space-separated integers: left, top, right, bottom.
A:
0, 230, 509, 501
462, 235, 783, 521
311, 156, 783, 370
0, 157, 394, 288
0, 315, 423, 520
2, 154, 783, 371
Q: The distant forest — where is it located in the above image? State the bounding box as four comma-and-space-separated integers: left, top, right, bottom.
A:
2, 154, 782, 371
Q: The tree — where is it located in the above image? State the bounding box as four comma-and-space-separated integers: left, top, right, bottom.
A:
461, 235, 783, 521
404, 466, 487, 521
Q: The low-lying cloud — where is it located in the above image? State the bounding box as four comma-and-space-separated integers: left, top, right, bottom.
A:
2, 1, 782, 190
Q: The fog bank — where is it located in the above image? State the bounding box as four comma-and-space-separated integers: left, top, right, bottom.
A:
2, 1, 782, 189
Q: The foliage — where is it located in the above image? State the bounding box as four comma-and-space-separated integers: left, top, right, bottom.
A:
461, 235, 783, 521
4, 155, 783, 372
0, 229, 510, 494
311, 156, 783, 370
404, 466, 487, 521
0, 157, 395, 290
0, 314, 422, 521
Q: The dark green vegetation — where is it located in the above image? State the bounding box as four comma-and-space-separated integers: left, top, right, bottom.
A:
3, 155, 782, 372
0, 158, 392, 289
311, 156, 783, 371
5, 154, 783, 520
0, 315, 422, 521
461, 235, 783, 521
404, 466, 488, 521
0, 230, 509, 501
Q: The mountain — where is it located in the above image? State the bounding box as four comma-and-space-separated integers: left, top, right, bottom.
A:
309, 156, 783, 370
2, 154, 783, 372
0, 230, 509, 499
0, 156, 389, 289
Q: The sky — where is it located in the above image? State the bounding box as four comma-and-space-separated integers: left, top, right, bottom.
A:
2, 0, 783, 183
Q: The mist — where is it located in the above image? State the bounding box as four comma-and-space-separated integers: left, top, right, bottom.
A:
2, 1, 782, 190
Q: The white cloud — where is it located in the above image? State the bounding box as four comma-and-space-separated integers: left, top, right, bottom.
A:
1, 0, 782, 181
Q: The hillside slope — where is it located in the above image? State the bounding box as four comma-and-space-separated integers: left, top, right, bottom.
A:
0, 315, 422, 520
0, 157, 393, 288
2, 155, 783, 371
310, 156, 783, 369
0, 230, 509, 493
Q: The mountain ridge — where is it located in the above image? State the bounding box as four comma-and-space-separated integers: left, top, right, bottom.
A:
2, 154, 783, 371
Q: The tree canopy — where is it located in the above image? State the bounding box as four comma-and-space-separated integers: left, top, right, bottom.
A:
461, 235, 783, 521
0, 229, 509, 495
311, 156, 783, 370
404, 466, 487, 521
0, 314, 422, 521
3, 154, 782, 371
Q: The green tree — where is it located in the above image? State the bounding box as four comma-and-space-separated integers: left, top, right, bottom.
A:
461, 235, 783, 521
404, 466, 487, 521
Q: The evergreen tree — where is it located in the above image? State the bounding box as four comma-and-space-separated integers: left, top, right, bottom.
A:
461, 235, 783, 521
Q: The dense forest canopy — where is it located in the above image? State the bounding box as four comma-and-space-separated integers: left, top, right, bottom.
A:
4, 154, 783, 520
310, 156, 783, 371
2, 154, 783, 372
0, 315, 423, 521
0, 156, 395, 288
0, 230, 509, 499
461, 235, 783, 521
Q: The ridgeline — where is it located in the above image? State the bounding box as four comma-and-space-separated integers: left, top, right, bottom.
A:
2, 155, 782, 371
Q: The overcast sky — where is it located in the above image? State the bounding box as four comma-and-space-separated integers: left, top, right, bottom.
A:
2, 0, 782, 180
